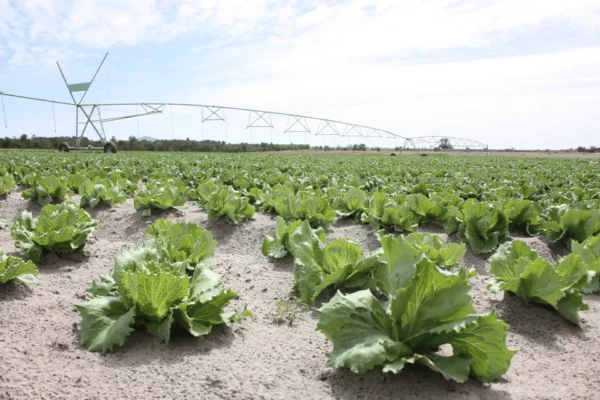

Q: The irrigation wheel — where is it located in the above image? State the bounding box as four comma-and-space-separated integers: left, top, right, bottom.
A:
103, 142, 118, 153
58, 142, 70, 152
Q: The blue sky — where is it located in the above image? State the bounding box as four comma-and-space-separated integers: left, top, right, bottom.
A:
1, 0, 599, 149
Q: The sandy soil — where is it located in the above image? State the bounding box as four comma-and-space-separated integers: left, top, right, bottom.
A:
1, 191, 599, 400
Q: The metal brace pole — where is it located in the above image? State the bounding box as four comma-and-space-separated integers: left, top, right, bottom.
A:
75, 106, 79, 145
57, 63, 77, 104
78, 53, 108, 105
0, 93, 7, 129
79, 105, 97, 138
78, 105, 105, 144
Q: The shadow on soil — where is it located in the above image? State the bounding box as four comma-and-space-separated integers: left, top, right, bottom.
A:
489, 293, 585, 350
99, 325, 237, 368
37, 251, 91, 274
325, 368, 512, 400
0, 282, 34, 302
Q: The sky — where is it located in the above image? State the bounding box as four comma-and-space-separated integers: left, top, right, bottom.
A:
0, 0, 599, 150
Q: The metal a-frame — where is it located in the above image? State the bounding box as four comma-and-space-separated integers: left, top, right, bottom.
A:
56, 53, 115, 151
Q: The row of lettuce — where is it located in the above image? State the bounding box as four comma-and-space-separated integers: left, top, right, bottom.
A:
1, 197, 599, 384
1, 200, 251, 351
261, 217, 599, 383
2, 166, 599, 255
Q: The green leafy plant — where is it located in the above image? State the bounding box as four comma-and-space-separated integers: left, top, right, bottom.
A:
199, 186, 255, 224
400, 232, 466, 268
11, 202, 99, 263
79, 178, 127, 208
502, 198, 541, 236
571, 236, 600, 294
288, 221, 382, 304
361, 191, 417, 232
332, 187, 368, 219
262, 216, 325, 259
0, 251, 38, 284
134, 180, 186, 216
22, 175, 71, 206
77, 222, 250, 352
0, 174, 16, 196
66, 173, 88, 193
542, 205, 600, 244
317, 233, 515, 383
144, 219, 216, 271
487, 240, 593, 326
271, 188, 336, 228
448, 199, 508, 254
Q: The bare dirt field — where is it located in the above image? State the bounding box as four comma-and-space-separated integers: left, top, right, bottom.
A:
1, 190, 599, 400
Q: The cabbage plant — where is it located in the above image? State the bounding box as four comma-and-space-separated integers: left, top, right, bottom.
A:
77, 221, 250, 352
288, 221, 382, 303
134, 179, 186, 216
0, 251, 38, 284
572, 236, 600, 294
542, 205, 600, 244
0, 174, 16, 196
79, 178, 127, 208
447, 199, 508, 254
22, 175, 71, 206
145, 218, 216, 271
361, 191, 417, 232
317, 233, 515, 383
332, 187, 368, 219
262, 216, 325, 259
11, 202, 99, 263
488, 240, 593, 326
199, 185, 255, 224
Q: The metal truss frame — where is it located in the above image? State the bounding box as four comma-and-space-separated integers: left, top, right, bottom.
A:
0, 54, 490, 151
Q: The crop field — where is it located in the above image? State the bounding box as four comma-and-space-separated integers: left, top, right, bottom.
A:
1, 150, 599, 399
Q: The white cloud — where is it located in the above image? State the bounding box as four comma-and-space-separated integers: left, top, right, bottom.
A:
1, 0, 600, 148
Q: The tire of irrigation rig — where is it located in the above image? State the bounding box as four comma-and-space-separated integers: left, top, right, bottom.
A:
58, 142, 70, 152
103, 142, 118, 153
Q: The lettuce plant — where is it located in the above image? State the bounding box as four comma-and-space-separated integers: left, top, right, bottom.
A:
0, 174, 16, 196
488, 240, 593, 326
134, 180, 186, 216
199, 186, 255, 224
188, 181, 219, 203
271, 188, 336, 228
571, 236, 600, 294
361, 191, 417, 232
145, 219, 216, 271
402, 232, 466, 268
542, 205, 600, 244
11, 202, 99, 263
332, 187, 368, 219
0, 251, 38, 284
448, 199, 508, 254
502, 198, 541, 236
79, 178, 127, 208
77, 222, 250, 352
22, 175, 71, 206
66, 173, 88, 193
262, 216, 325, 259
288, 221, 382, 304
317, 233, 515, 383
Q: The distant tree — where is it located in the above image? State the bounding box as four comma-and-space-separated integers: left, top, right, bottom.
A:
439, 138, 453, 150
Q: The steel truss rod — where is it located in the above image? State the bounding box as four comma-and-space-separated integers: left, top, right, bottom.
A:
0, 92, 76, 107
284, 115, 311, 133
246, 111, 273, 128
80, 102, 412, 140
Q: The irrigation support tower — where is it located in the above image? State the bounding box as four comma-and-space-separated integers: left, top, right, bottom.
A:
0, 54, 489, 154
